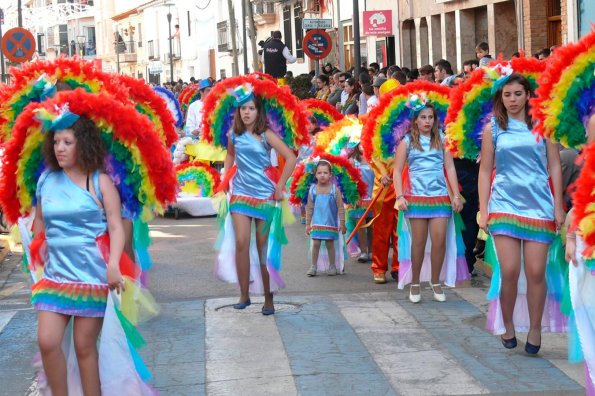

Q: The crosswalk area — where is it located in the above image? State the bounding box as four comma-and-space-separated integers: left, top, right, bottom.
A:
1, 281, 586, 395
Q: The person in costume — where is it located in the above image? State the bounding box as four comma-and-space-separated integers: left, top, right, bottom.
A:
223, 84, 297, 315
348, 142, 374, 262
393, 99, 463, 303
185, 79, 213, 138
298, 115, 322, 224
32, 113, 125, 395
305, 160, 346, 276
478, 73, 565, 353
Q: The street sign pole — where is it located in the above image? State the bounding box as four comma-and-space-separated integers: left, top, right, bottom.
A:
353, 0, 361, 78
0, 9, 5, 83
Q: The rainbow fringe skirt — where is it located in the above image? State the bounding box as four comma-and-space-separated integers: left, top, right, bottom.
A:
310, 225, 339, 240
229, 194, 275, 221
488, 212, 556, 244
404, 195, 452, 218
32, 278, 109, 317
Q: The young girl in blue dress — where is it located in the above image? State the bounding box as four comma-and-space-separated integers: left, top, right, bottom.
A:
348, 142, 375, 262
393, 99, 464, 303
479, 73, 565, 353
223, 86, 297, 315
305, 160, 346, 276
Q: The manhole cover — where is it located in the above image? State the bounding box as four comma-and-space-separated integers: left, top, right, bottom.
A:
215, 302, 302, 314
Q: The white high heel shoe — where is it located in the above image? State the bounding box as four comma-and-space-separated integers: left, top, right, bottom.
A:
430, 283, 446, 302
409, 284, 421, 303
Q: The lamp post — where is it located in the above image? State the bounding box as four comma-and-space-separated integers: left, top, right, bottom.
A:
162, 1, 175, 84
76, 35, 86, 57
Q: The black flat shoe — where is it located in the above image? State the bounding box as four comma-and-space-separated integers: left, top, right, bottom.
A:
501, 335, 517, 349
525, 339, 541, 355
261, 306, 275, 316
233, 299, 251, 309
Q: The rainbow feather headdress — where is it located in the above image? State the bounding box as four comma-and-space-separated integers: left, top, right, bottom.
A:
0, 89, 177, 224
154, 86, 184, 129
289, 153, 366, 206
301, 98, 344, 127
0, 57, 129, 142
361, 80, 450, 162
175, 161, 221, 197
445, 56, 545, 159
200, 75, 309, 150
531, 29, 595, 149
178, 84, 199, 113
313, 116, 362, 156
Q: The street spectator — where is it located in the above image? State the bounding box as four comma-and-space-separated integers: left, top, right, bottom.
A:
322, 62, 337, 76
418, 65, 434, 82
185, 79, 212, 138
361, 83, 378, 114
372, 76, 387, 100
359, 72, 371, 114
338, 72, 352, 110
512, 52, 521, 58
434, 59, 456, 86
476, 42, 493, 67
340, 78, 360, 116
537, 48, 551, 60
391, 70, 407, 85
463, 59, 479, 79
263, 31, 297, 81
369, 62, 380, 76
406, 68, 419, 82
327, 72, 344, 107
315, 74, 331, 101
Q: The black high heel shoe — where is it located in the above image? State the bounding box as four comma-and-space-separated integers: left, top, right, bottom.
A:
500, 335, 517, 349
525, 334, 541, 355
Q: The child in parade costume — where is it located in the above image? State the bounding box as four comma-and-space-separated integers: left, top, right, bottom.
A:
479, 73, 566, 354
393, 98, 465, 303
222, 85, 297, 315
347, 142, 375, 262
298, 115, 322, 224
305, 160, 347, 276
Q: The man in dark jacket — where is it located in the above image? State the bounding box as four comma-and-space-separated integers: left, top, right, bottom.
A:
263, 31, 297, 80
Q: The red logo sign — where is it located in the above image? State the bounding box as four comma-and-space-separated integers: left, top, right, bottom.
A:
303, 29, 332, 60
1, 27, 36, 63
363, 10, 393, 36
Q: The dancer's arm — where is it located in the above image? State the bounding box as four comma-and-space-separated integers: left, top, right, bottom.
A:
393, 139, 408, 211
546, 140, 566, 229
305, 192, 314, 235
336, 190, 346, 234
443, 151, 462, 213
478, 124, 495, 232
223, 135, 235, 192
265, 130, 297, 201
101, 173, 125, 293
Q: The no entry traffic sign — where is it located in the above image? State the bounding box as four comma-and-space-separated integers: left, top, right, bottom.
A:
303, 29, 332, 60
2, 27, 36, 63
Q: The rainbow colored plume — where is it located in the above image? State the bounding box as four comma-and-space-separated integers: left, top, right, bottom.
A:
301, 98, 344, 127
289, 153, 366, 206
572, 143, 595, 271
176, 162, 221, 197
361, 80, 450, 162
446, 56, 544, 160
200, 75, 309, 150
314, 116, 362, 155
179, 84, 199, 113
531, 29, 595, 149
0, 89, 177, 224
0, 57, 129, 142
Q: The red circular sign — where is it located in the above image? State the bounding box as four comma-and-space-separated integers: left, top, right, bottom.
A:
2, 27, 36, 63
303, 29, 332, 60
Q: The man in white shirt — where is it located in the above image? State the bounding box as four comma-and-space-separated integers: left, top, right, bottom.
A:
185, 79, 212, 138
263, 31, 297, 80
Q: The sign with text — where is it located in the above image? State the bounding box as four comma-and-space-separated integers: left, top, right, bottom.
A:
303, 18, 333, 30
303, 29, 332, 60
363, 10, 393, 36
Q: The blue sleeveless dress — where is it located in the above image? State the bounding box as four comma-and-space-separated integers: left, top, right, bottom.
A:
403, 133, 452, 218
488, 117, 555, 243
309, 184, 339, 240
350, 160, 375, 219
31, 170, 109, 317
229, 131, 277, 221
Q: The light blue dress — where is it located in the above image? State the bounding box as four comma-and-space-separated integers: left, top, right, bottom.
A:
488, 117, 555, 243
230, 131, 276, 220
309, 184, 339, 240
403, 133, 451, 218
350, 160, 374, 219
32, 170, 109, 317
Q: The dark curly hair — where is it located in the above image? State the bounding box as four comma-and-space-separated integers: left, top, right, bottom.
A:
42, 116, 105, 173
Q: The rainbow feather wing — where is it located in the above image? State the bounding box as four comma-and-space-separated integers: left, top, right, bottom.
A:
179, 84, 198, 112
314, 116, 362, 155
301, 98, 344, 127
573, 144, 595, 270
175, 162, 221, 197
154, 86, 184, 129
201, 76, 309, 150
532, 30, 595, 149
362, 81, 450, 162
0, 58, 129, 142
289, 153, 366, 206
0, 90, 177, 224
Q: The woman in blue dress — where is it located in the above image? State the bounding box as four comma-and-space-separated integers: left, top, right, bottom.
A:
393, 101, 464, 303
223, 86, 297, 315
478, 73, 565, 354
32, 115, 125, 396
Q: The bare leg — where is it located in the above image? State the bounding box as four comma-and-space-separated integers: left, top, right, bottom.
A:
409, 218, 429, 286
37, 311, 70, 396
523, 241, 549, 346
326, 240, 336, 267
357, 228, 367, 253
231, 213, 252, 303
73, 317, 104, 396
311, 239, 321, 270
428, 217, 448, 292
122, 219, 135, 262
494, 235, 522, 339
256, 219, 273, 310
